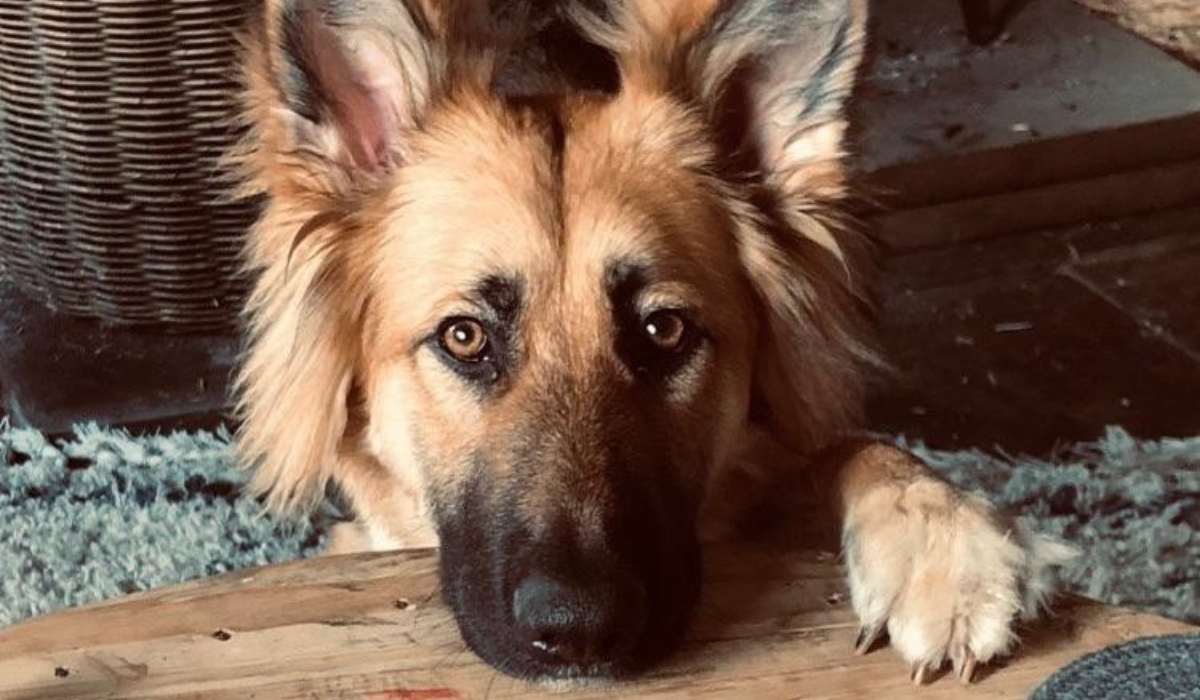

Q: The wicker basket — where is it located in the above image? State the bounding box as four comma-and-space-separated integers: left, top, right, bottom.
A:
0, 0, 260, 332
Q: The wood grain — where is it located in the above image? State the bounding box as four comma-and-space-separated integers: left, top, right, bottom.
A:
0, 546, 1192, 700
871, 159, 1200, 250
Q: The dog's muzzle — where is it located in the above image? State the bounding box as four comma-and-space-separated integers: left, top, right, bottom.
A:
435, 461, 702, 680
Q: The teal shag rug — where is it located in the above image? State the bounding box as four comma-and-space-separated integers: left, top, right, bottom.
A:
1, 422, 1196, 627
0, 422, 331, 625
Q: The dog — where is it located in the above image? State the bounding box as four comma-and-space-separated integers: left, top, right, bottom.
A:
231, 0, 1075, 684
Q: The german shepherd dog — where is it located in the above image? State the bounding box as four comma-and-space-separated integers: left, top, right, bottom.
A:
233, 0, 1074, 684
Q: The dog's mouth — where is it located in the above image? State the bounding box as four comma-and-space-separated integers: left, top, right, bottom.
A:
439, 536, 701, 680
433, 464, 702, 680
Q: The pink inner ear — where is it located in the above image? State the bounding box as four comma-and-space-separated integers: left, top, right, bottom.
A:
308, 24, 402, 171
336, 80, 397, 170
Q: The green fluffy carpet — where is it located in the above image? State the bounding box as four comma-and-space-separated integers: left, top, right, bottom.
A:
1, 422, 1196, 627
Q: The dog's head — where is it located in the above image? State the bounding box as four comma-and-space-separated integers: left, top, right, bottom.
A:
236, 0, 874, 680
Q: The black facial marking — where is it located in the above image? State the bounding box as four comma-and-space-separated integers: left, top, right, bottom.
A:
430, 274, 524, 390
605, 260, 648, 300
473, 274, 524, 327
432, 320, 502, 387
606, 261, 702, 381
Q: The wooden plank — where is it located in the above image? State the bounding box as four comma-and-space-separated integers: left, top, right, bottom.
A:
871, 159, 1200, 250
0, 546, 1192, 700
861, 114, 1200, 211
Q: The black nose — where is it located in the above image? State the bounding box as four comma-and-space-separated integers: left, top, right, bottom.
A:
512, 571, 646, 668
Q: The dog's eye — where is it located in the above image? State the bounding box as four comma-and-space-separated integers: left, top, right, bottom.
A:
642, 310, 690, 353
439, 318, 490, 362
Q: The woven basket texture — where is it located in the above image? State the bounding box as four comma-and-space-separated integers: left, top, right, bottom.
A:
0, 0, 260, 332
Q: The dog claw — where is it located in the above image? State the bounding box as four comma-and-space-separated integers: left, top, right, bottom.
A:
854, 622, 885, 655
911, 662, 930, 686
957, 650, 978, 685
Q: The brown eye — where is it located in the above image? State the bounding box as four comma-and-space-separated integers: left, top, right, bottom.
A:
439, 318, 489, 362
643, 310, 689, 352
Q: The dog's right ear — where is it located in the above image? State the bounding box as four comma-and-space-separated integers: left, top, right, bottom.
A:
242, 0, 442, 182
234, 0, 447, 513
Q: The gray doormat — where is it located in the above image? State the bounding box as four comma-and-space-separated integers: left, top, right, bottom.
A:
1029, 633, 1200, 700
1, 422, 1197, 627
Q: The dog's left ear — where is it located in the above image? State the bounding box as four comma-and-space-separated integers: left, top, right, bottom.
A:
585, 0, 868, 208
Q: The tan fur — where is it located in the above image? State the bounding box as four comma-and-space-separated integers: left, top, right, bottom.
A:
832, 443, 1076, 675
233, 0, 1070, 681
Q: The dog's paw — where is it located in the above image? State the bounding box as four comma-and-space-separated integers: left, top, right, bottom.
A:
842, 474, 1075, 685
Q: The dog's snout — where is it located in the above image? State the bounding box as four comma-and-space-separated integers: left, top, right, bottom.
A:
438, 456, 701, 678
512, 571, 646, 668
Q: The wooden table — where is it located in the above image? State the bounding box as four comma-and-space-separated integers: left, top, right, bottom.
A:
1, 545, 1192, 700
